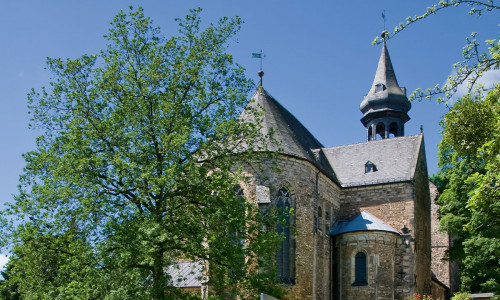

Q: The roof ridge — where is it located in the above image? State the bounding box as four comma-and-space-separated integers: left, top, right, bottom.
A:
320, 134, 421, 150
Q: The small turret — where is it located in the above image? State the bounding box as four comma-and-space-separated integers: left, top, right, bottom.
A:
360, 32, 411, 141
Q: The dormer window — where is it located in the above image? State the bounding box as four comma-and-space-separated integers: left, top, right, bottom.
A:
365, 161, 378, 173
375, 83, 386, 92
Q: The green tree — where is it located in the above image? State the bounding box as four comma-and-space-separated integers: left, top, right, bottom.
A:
384, 0, 500, 295
432, 85, 499, 294
0, 7, 282, 300
0, 264, 20, 300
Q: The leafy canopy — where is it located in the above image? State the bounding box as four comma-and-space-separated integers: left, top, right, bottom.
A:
433, 85, 499, 294
0, 7, 283, 300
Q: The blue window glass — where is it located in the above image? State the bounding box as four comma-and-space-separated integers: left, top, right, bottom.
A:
353, 252, 367, 286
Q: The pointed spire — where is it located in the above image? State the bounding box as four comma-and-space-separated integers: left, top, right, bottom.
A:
369, 34, 402, 96
359, 32, 411, 141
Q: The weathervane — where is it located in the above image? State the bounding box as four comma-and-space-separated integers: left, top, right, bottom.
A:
252, 50, 266, 86
381, 10, 389, 41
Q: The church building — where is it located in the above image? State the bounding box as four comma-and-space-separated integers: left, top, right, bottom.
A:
238, 34, 451, 300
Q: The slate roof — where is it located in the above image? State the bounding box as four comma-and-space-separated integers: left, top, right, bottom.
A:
330, 211, 399, 236
321, 134, 422, 187
166, 261, 204, 288
240, 88, 337, 181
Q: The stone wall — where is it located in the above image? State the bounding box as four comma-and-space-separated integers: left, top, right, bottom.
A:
338, 182, 416, 300
338, 149, 434, 299
333, 231, 400, 300
340, 182, 415, 232
412, 141, 432, 296
240, 155, 341, 300
239, 145, 437, 299
430, 181, 451, 291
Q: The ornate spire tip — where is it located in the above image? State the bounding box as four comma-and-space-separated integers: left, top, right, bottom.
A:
258, 69, 264, 86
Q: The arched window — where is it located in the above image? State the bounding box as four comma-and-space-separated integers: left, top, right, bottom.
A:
352, 252, 368, 286
376, 122, 386, 140
389, 122, 399, 138
276, 188, 294, 284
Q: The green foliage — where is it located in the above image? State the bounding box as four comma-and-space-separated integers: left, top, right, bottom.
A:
374, 0, 500, 103
0, 7, 283, 299
432, 84, 500, 294
451, 292, 471, 300
0, 264, 20, 300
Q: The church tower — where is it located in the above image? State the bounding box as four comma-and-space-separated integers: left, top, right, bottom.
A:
360, 32, 411, 141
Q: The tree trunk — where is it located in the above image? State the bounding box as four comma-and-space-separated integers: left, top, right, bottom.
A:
152, 250, 165, 300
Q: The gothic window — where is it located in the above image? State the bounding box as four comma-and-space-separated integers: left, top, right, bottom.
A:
276, 188, 295, 285
352, 251, 368, 286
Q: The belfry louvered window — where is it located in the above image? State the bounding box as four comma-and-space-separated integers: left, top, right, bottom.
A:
352, 252, 368, 286
276, 188, 294, 284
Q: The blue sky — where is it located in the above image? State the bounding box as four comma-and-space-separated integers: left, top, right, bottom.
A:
0, 1, 499, 269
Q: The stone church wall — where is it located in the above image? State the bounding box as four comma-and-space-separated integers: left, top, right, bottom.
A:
333, 141, 433, 298
333, 231, 400, 300
339, 181, 415, 232
430, 181, 451, 293
412, 141, 432, 296
240, 155, 341, 300
338, 182, 416, 299
239, 146, 436, 299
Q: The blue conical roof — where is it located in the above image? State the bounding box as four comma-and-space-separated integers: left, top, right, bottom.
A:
330, 211, 399, 236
